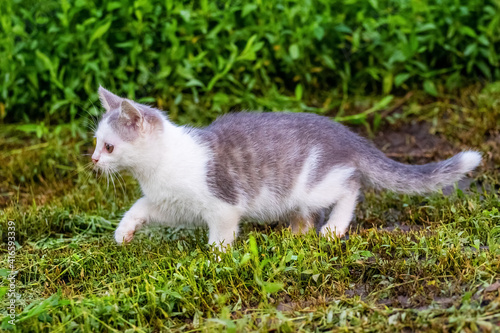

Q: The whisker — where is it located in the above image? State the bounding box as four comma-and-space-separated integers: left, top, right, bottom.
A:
96, 168, 105, 183
88, 101, 101, 130
76, 101, 101, 140
109, 170, 117, 196
110, 167, 126, 195
105, 169, 110, 190
70, 163, 93, 179
82, 167, 94, 185
79, 105, 99, 133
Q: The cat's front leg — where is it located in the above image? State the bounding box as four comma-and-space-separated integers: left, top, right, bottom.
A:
115, 197, 154, 245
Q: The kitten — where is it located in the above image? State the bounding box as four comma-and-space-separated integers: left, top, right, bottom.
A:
91, 87, 482, 249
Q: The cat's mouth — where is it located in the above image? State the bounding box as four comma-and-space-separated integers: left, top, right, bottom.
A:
90, 159, 109, 173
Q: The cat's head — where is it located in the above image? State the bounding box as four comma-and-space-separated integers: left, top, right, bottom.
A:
91, 87, 164, 172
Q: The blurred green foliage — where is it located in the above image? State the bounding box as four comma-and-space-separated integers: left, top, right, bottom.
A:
1, 0, 499, 124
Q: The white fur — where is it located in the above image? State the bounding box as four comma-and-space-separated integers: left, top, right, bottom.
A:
93, 111, 359, 248
320, 188, 359, 237
459, 151, 482, 173
93, 114, 240, 248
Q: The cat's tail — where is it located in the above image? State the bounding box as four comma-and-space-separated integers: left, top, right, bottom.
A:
356, 146, 481, 194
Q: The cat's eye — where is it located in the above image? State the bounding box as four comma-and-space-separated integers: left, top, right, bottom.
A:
105, 143, 114, 153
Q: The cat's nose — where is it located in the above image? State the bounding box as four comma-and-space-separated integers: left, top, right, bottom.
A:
92, 158, 99, 164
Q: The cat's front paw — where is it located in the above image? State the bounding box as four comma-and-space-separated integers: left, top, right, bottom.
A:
114, 227, 136, 245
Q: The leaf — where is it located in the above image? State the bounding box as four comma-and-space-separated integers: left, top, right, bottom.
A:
237, 34, 258, 61
423, 80, 438, 97
477, 35, 489, 46
417, 23, 436, 32
185, 79, 205, 88
38, 312, 52, 323
409, 31, 418, 53
17, 294, 60, 323
249, 236, 258, 256
373, 112, 382, 131
382, 73, 393, 94
334, 24, 352, 34
395, 73, 411, 87
106, 2, 122, 11
476, 61, 492, 80
463, 43, 477, 57
295, 84, 303, 100
368, 0, 378, 10
445, 71, 462, 89
462, 291, 473, 302
180, 10, 191, 22
0, 287, 7, 300
289, 44, 300, 60
370, 95, 394, 113
313, 26, 325, 40
49, 100, 70, 115
335, 95, 394, 122
88, 20, 112, 47
207, 48, 236, 90
352, 29, 361, 52
35, 50, 55, 75
459, 26, 477, 38
14, 124, 40, 134
263, 281, 283, 294
360, 251, 373, 258
242, 4, 257, 17
388, 50, 406, 64
322, 55, 336, 69
239, 253, 251, 266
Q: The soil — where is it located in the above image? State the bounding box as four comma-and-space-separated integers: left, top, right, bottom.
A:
358, 121, 459, 164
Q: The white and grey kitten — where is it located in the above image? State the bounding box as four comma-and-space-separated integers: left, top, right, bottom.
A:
91, 87, 482, 249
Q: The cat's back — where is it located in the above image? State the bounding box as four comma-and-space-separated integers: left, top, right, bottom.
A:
206, 111, 339, 133
203, 112, 356, 145
194, 111, 364, 163
191, 112, 360, 206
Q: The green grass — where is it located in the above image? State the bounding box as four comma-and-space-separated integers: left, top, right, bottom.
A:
1, 85, 500, 331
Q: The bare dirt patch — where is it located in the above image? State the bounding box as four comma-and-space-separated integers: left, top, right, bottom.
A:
360, 121, 459, 164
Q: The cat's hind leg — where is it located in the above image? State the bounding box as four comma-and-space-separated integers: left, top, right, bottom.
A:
289, 212, 315, 234
320, 188, 359, 238
206, 206, 241, 251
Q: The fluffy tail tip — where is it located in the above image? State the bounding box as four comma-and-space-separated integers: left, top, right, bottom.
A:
459, 151, 482, 173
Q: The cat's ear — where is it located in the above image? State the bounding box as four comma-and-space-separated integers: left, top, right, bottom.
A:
98, 86, 122, 112
119, 100, 143, 129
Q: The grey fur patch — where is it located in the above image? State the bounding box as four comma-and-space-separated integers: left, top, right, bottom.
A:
193, 112, 358, 205
355, 139, 474, 194
313, 205, 332, 232
103, 103, 164, 142
105, 109, 140, 142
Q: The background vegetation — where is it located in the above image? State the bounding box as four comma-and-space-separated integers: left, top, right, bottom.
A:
1, 0, 499, 331
1, 0, 499, 124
